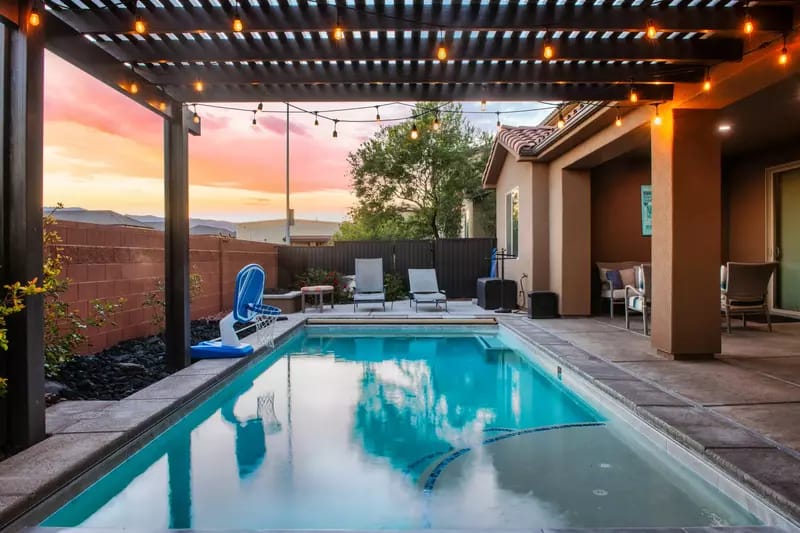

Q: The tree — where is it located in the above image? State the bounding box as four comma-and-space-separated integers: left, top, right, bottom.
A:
342, 102, 492, 240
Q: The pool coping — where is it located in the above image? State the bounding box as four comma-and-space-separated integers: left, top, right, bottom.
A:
0, 316, 306, 532
497, 317, 800, 529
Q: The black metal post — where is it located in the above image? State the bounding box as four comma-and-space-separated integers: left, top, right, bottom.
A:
0, 3, 46, 450
164, 106, 190, 370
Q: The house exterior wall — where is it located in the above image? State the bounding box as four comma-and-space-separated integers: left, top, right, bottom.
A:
590, 156, 653, 265
494, 152, 533, 305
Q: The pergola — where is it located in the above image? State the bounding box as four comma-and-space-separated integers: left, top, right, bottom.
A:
0, 0, 793, 450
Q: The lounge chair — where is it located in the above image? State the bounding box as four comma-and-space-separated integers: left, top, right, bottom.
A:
408, 268, 447, 311
721, 262, 777, 333
353, 258, 386, 311
625, 264, 652, 335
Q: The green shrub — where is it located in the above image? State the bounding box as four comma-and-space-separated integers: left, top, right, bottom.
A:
0, 280, 45, 396
384, 272, 407, 302
143, 272, 204, 332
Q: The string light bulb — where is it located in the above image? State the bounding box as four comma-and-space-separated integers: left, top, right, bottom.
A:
192, 105, 200, 125
743, 12, 754, 35
375, 106, 381, 125
134, 14, 146, 34
615, 113, 623, 127
194, 80, 204, 92
158, 101, 167, 112
646, 19, 657, 39
28, 6, 41, 27
779, 35, 789, 65
480, 99, 487, 112
556, 111, 566, 129
703, 68, 712, 92
629, 87, 639, 103
129, 81, 139, 94
653, 104, 662, 126
332, 120, 339, 138
257, 102, 263, 111
251, 111, 257, 127
410, 122, 419, 140
437, 43, 448, 61
333, 14, 344, 41
543, 34, 555, 60
232, 14, 243, 32
496, 112, 501, 129
432, 114, 441, 131
314, 112, 319, 126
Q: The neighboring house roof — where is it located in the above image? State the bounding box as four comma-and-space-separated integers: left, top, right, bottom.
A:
190, 224, 235, 237
44, 207, 149, 228
236, 219, 341, 242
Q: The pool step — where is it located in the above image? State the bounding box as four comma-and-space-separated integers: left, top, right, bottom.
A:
477, 335, 506, 353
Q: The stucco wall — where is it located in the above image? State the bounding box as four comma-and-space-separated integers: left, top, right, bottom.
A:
590, 156, 652, 265
723, 141, 800, 262
494, 152, 533, 306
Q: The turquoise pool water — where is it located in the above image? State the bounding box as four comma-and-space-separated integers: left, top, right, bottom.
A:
44, 327, 759, 529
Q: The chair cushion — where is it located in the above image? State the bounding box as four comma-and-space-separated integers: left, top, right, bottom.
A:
354, 292, 385, 302
414, 291, 446, 303
620, 268, 636, 288
627, 295, 644, 311
301, 285, 334, 293
606, 270, 623, 290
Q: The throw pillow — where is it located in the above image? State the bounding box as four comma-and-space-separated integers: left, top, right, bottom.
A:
620, 268, 636, 288
606, 270, 623, 290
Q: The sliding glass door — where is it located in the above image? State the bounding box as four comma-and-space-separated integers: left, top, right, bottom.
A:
774, 168, 800, 313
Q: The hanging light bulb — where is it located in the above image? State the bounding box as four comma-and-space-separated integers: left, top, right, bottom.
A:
743, 12, 754, 35
252, 111, 257, 127
333, 14, 345, 41
615, 114, 622, 127
134, 14, 146, 34
158, 101, 167, 112
653, 104, 662, 126
192, 105, 200, 125
703, 68, 712, 92
432, 114, 441, 131
480, 99, 487, 112
437, 43, 448, 62
556, 111, 565, 129
314, 112, 319, 126
332, 120, 339, 138
496, 112, 501, 129
629, 87, 639, 103
257, 102, 263, 112
646, 19, 657, 39
194, 80, 204, 92
28, 6, 41, 27
779, 35, 789, 65
375, 106, 381, 125
410, 122, 419, 140
129, 81, 139, 94
543, 34, 555, 60
232, 13, 243, 32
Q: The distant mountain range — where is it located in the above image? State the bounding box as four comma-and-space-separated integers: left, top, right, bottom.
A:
44, 207, 237, 236
126, 214, 237, 233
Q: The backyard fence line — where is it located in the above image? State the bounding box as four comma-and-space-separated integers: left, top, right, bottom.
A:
277, 238, 496, 298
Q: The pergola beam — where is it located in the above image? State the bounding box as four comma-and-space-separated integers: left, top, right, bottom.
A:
90, 35, 744, 64
173, 83, 674, 103
143, 61, 706, 86
47, 3, 794, 35
44, 16, 180, 118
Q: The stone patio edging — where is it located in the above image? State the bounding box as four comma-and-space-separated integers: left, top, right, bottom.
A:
0, 317, 305, 532
499, 317, 800, 526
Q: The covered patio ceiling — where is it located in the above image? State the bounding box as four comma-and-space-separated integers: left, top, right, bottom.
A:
40, 0, 794, 108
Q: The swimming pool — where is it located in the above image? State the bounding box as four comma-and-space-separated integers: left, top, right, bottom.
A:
44, 326, 762, 529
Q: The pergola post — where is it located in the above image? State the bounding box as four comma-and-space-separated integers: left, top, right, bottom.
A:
0, 2, 46, 450
164, 106, 190, 370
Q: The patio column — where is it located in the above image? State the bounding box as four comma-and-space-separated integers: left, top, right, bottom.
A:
530, 163, 549, 290
164, 106, 190, 370
0, 4, 46, 449
549, 168, 591, 315
650, 108, 721, 359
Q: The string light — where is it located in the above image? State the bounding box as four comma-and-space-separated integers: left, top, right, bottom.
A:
332, 119, 339, 138
432, 114, 441, 131
629, 87, 639, 103
129, 81, 139, 94
556, 110, 566, 129
232, 0, 243, 32
779, 35, 789, 65
333, 14, 345, 41
251, 111, 257, 127
257, 102, 263, 112
543, 33, 555, 60
703, 68, 712, 92
194, 80, 204, 92
496, 112, 501, 129
192, 105, 200, 125
436, 31, 448, 61
743, 11, 754, 35
28, 6, 41, 27
375, 106, 381, 125
615, 113, 623, 127
646, 19, 657, 39
653, 104, 662, 126
134, 14, 146, 34
410, 122, 419, 140
158, 101, 167, 112
314, 112, 319, 126
480, 99, 487, 112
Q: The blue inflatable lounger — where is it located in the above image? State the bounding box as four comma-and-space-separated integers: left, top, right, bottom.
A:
191, 263, 282, 359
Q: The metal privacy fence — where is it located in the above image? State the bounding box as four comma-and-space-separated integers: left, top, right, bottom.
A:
277, 238, 496, 298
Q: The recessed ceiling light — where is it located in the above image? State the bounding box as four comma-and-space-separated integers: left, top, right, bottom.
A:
718, 123, 732, 133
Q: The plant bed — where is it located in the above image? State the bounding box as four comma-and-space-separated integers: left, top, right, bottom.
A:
49, 319, 221, 402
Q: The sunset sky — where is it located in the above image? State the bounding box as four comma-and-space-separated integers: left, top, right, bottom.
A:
43, 52, 553, 223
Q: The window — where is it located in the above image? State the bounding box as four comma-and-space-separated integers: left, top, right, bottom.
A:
505, 188, 519, 257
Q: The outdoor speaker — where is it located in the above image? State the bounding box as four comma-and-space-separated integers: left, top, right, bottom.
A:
528, 291, 559, 319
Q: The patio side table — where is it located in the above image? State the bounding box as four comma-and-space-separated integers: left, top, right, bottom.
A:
301, 285, 335, 313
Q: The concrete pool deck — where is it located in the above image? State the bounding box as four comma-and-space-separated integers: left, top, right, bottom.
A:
1, 302, 799, 530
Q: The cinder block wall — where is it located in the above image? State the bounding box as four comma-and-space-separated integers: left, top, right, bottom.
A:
51, 221, 279, 354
